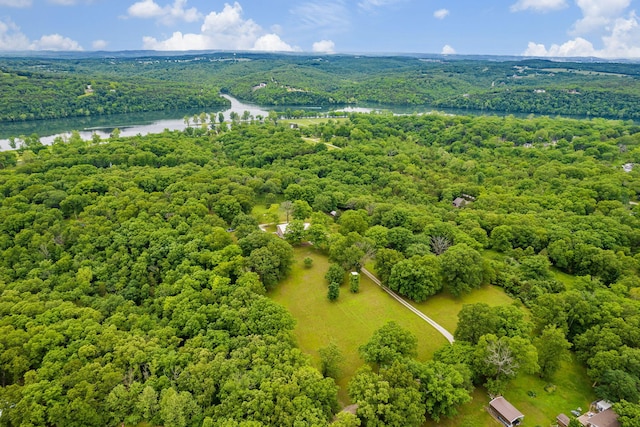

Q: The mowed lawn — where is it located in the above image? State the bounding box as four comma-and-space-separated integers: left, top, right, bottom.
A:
426, 356, 595, 427
271, 247, 597, 423
269, 247, 448, 404
409, 284, 516, 334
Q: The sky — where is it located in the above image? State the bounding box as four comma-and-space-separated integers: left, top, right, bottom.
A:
1, 0, 640, 58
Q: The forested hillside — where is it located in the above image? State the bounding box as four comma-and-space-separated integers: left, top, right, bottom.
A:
4, 53, 640, 122
0, 67, 228, 122
2, 112, 640, 426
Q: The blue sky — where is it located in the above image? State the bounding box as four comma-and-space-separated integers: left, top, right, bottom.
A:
0, 0, 639, 58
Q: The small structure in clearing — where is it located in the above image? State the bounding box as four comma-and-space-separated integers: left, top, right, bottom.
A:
488, 396, 524, 427
276, 222, 310, 238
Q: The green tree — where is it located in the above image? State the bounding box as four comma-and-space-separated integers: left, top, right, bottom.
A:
349, 272, 360, 293
359, 321, 418, 366
319, 342, 344, 379
328, 281, 340, 301
409, 360, 473, 422
292, 200, 313, 220
615, 401, 640, 427
596, 370, 640, 403
348, 362, 424, 427
326, 263, 346, 285
440, 243, 485, 296
339, 210, 369, 235
388, 255, 442, 302
535, 325, 572, 379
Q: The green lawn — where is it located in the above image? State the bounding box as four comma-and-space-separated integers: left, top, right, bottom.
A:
428, 356, 595, 427
269, 247, 448, 404
271, 247, 596, 423
409, 285, 516, 334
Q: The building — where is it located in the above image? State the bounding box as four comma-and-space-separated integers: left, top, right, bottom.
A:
276, 222, 310, 238
577, 402, 620, 427
578, 409, 620, 427
557, 413, 570, 427
452, 197, 466, 208
488, 397, 524, 427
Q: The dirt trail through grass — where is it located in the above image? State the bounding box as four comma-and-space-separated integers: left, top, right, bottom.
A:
361, 267, 455, 343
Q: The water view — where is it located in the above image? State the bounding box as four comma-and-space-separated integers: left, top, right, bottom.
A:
0, 94, 583, 152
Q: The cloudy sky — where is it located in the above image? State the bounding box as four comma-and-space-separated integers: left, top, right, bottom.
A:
1, 0, 640, 58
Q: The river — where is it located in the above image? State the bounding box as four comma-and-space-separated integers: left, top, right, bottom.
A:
0, 94, 566, 151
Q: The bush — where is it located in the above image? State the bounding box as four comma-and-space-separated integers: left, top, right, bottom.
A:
304, 257, 313, 268
328, 282, 340, 301
325, 263, 345, 285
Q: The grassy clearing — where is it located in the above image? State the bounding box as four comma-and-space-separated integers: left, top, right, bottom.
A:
273, 248, 596, 423
270, 247, 448, 404
281, 118, 348, 127
410, 285, 516, 334
424, 355, 595, 427
552, 267, 580, 289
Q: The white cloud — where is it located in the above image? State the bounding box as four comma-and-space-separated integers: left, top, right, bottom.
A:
0, 19, 30, 50
128, 0, 201, 25
358, 0, 404, 11
433, 8, 449, 19
441, 44, 456, 54
46, 0, 100, 4
510, 0, 567, 13
290, 2, 350, 35
30, 34, 83, 51
0, 0, 31, 6
523, 37, 596, 56
142, 2, 297, 52
0, 18, 83, 51
254, 34, 295, 51
92, 39, 108, 50
524, 8, 640, 58
571, 0, 631, 34
312, 39, 335, 53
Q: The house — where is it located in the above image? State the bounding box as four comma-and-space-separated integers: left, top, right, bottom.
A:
452, 197, 466, 208
577, 409, 620, 427
276, 222, 310, 238
488, 397, 524, 427
557, 413, 571, 427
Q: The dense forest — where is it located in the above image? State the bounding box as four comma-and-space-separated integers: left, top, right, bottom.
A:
2, 110, 640, 426
4, 53, 640, 122
0, 66, 228, 122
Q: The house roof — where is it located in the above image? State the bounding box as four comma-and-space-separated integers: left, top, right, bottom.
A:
557, 413, 571, 426
452, 197, 466, 207
588, 409, 620, 427
490, 397, 524, 423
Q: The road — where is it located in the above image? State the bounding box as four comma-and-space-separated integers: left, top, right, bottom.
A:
361, 268, 455, 344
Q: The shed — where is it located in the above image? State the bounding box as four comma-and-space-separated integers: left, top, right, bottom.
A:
452, 197, 466, 208
557, 413, 570, 427
489, 396, 524, 427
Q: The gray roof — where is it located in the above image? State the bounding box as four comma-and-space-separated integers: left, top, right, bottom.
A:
588, 409, 620, 427
490, 397, 524, 423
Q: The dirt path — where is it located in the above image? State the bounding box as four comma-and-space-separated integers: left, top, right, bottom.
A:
361, 267, 455, 344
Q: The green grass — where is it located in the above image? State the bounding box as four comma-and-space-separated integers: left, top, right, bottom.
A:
409, 285, 516, 334
552, 267, 580, 289
270, 247, 448, 404
428, 355, 595, 427
272, 248, 596, 424
282, 118, 348, 127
